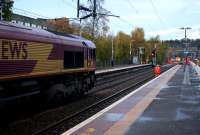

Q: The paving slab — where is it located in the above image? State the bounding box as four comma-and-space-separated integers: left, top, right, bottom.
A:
125, 65, 200, 135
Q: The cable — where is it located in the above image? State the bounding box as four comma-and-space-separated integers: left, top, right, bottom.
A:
13, 8, 51, 19
126, 0, 139, 14
103, 10, 134, 27
13, 7, 80, 24
149, 0, 166, 28
118, 17, 134, 27
61, 0, 77, 10
125, 0, 155, 31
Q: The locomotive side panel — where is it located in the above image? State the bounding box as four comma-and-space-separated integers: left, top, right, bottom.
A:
0, 39, 62, 80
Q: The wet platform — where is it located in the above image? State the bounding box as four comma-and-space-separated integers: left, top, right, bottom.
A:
62, 64, 200, 135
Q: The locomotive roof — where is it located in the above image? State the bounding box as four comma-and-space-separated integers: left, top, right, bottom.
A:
0, 21, 95, 49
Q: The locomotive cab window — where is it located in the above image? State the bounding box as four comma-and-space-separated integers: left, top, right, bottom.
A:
75, 52, 84, 67
64, 51, 84, 68
64, 51, 74, 68
90, 49, 96, 59
93, 49, 96, 59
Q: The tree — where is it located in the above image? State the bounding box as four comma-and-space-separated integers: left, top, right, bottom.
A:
115, 31, 131, 64
45, 18, 74, 34
95, 34, 112, 66
131, 27, 145, 56
79, 0, 109, 39
147, 35, 167, 64
1, 0, 14, 21
131, 27, 145, 42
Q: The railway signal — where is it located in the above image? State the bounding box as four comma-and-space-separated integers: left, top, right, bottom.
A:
152, 50, 156, 57
151, 49, 156, 66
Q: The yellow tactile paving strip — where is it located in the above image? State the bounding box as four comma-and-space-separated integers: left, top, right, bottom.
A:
103, 65, 181, 135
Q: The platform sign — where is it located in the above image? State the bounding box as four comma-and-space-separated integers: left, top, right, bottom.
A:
132, 56, 138, 64
139, 47, 145, 54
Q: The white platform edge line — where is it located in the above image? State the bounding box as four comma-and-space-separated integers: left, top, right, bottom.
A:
62, 65, 179, 135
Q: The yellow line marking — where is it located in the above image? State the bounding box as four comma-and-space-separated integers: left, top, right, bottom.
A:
80, 128, 95, 135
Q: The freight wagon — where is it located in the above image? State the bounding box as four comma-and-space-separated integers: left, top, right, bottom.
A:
0, 21, 96, 105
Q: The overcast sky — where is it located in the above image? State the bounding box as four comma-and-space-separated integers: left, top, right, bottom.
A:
13, 0, 200, 40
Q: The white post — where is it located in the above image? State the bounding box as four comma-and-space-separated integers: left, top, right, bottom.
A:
129, 42, 132, 64
111, 36, 114, 66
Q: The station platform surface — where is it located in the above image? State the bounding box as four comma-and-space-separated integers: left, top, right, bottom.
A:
63, 64, 200, 135
95, 64, 150, 75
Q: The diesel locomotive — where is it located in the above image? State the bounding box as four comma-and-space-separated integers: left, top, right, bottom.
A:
0, 21, 96, 104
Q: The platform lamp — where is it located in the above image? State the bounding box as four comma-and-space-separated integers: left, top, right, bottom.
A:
180, 27, 192, 60
180, 27, 192, 51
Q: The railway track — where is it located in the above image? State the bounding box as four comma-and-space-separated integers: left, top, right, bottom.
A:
31, 64, 173, 135
95, 65, 151, 87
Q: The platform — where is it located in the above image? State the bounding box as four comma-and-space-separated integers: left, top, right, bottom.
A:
95, 64, 150, 75
62, 64, 200, 135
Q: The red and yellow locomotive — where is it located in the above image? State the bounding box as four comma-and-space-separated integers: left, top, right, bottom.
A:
0, 21, 96, 104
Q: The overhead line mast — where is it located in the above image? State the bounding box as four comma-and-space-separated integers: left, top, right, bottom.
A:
77, 0, 119, 40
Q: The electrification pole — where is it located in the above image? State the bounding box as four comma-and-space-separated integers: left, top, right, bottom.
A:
92, 0, 96, 40
77, 0, 80, 18
77, 0, 119, 40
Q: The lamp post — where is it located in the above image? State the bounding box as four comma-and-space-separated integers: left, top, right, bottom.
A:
180, 27, 192, 51
180, 27, 191, 39
180, 27, 192, 66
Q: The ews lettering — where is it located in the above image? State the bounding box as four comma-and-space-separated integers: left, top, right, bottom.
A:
1, 40, 28, 59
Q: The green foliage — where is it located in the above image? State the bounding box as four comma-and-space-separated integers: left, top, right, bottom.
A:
90, 27, 167, 67
115, 31, 130, 64
157, 43, 168, 64
131, 27, 145, 42
147, 36, 168, 64
94, 35, 112, 66
74, 1, 167, 67
131, 27, 145, 55
1, 0, 13, 21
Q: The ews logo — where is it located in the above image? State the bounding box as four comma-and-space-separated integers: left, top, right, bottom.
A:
1, 40, 28, 60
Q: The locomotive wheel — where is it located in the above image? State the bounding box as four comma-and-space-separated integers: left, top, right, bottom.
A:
44, 84, 66, 105
89, 75, 95, 88
75, 79, 85, 96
